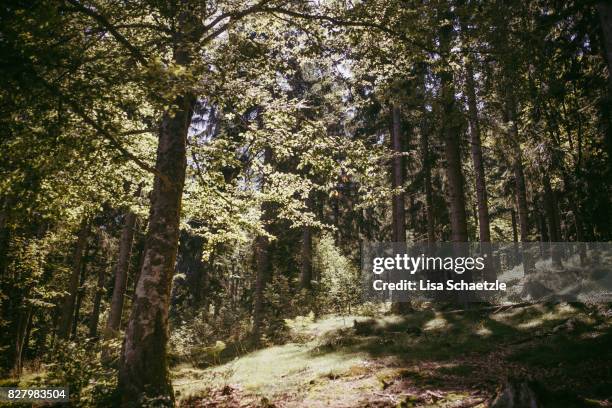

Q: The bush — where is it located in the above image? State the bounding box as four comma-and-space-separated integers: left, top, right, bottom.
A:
313, 233, 363, 315
44, 338, 121, 407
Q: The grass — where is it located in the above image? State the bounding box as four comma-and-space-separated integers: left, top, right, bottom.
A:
175, 302, 612, 407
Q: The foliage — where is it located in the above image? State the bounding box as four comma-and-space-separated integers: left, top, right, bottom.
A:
313, 233, 363, 315
44, 339, 121, 407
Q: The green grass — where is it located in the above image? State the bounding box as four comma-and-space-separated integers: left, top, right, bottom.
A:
175, 303, 612, 407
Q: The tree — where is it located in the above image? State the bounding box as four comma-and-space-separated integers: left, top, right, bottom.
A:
390, 103, 407, 243
57, 221, 89, 340
106, 211, 138, 337
438, 10, 469, 243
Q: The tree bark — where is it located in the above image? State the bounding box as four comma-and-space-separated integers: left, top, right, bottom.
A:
465, 61, 491, 243
57, 220, 89, 340
441, 89, 468, 243
106, 211, 137, 337
439, 18, 468, 244
118, 81, 195, 405
391, 103, 406, 242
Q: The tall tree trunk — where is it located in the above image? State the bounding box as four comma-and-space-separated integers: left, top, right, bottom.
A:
572, 201, 586, 264
597, 2, 612, 175
511, 207, 519, 264
0, 198, 10, 276
57, 220, 89, 340
300, 226, 313, 290
441, 91, 468, 243
419, 88, 435, 244
538, 199, 550, 243
543, 177, 563, 267
512, 149, 529, 242
542, 178, 561, 242
391, 104, 406, 242
506, 94, 532, 273
106, 211, 137, 337
89, 255, 108, 339
118, 68, 195, 405
599, 2, 612, 82
465, 61, 491, 243
252, 233, 270, 342
439, 19, 468, 244
12, 305, 32, 377
252, 149, 272, 343
421, 132, 436, 243
71, 248, 90, 339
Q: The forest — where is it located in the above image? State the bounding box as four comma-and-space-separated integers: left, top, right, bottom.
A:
1, 0, 612, 407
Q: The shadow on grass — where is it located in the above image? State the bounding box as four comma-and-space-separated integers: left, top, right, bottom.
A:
309, 303, 612, 405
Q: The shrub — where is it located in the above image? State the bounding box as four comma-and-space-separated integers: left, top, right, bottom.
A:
44, 338, 121, 407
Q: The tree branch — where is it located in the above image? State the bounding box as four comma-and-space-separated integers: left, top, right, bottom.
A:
64, 0, 149, 65
258, 7, 437, 55
201, 0, 275, 44
35, 76, 172, 186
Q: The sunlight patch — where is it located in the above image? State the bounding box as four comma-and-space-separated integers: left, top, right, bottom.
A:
423, 313, 449, 331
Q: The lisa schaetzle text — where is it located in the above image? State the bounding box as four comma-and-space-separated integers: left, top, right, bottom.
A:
363, 242, 612, 304
370, 254, 506, 293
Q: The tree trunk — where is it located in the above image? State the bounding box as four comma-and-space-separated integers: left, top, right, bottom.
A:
252, 148, 272, 343
391, 103, 406, 242
57, 220, 89, 340
12, 306, 32, 377
441, 89, 468, 243
71, 248, 90, 339
513, 149, 529, 242
117, 85, 195, 405
465, 61, 491, 243
543, 178, 563, 267
439, 19, 468, 244
542, 178, 560, 242
599, 2, 612, 87
597, 2, 612, 178
0, 199, 10, 276
419, 95, 435, 243
511, 207, 519, 264
539, 200, 550, 244
252, 233, 270, 342
300, 226, 313, 290
106, 211, 137, 337
572, 201, 587, 265
506, 94, 532, 273
89, 257, 107, 339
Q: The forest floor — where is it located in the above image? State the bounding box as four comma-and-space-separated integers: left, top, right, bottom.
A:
174, 303, 612, 407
